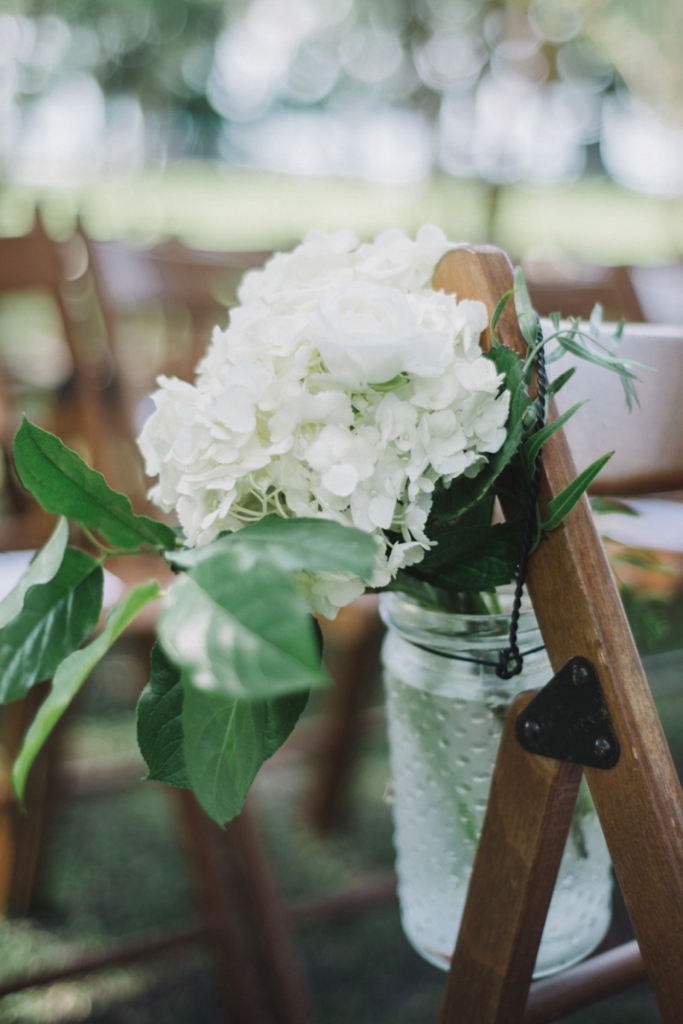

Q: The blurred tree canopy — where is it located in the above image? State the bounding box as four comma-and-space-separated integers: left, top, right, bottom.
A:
2, 0, 681, 189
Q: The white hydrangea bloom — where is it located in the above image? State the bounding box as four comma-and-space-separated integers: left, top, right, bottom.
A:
138, 226, 511, 617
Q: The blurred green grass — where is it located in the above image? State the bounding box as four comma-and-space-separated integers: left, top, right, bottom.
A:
2, 167, 683, 264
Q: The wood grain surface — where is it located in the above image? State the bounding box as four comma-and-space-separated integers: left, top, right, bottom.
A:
433, 246, 683, 1024
438, 692, 581, 1024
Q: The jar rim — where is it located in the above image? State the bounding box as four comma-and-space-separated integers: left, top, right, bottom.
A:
379, 588, 542, 655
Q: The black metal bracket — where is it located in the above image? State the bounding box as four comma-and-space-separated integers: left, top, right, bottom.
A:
515, 656, 620, 770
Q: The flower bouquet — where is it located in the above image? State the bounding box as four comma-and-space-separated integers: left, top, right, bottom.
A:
0, 227, 638, 973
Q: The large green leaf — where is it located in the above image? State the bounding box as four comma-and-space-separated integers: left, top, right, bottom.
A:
12, 580, 161, 803
430, 346, 532, 522
263, 690, 310, 760
136, 642, 190, 788
171, 515, 376, 578
182, 684, 308, 824
0, 517, 68, 629
159, 549, 329, 701
407, 519, 525, 593
0, 549, 103, 704
541, 453, 613, 532
13, 418, 177, 551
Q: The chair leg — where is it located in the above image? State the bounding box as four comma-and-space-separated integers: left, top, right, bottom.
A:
0, 685, 56, 916
232, 802, 317, 1024
173, 788, 269, 1023
307, 603, 384, 831
439, 691, 582, 1024
174, 790, 316, 1024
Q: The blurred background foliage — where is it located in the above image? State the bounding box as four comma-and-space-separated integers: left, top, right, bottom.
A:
1, 0, 683, 198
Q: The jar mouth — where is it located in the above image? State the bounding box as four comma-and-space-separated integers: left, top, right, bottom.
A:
379, 588, 542, 656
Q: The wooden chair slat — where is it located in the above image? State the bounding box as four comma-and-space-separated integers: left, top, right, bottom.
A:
524, 939, 645, 1023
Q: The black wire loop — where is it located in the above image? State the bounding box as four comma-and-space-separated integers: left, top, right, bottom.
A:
409, 641, 547, 668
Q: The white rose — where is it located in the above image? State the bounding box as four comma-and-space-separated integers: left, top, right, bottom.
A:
310, 281, 454, 386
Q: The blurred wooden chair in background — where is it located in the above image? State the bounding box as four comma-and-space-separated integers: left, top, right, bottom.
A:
0, 211, 114, 549
525, 260, 645, 322
0, 211, 123, 920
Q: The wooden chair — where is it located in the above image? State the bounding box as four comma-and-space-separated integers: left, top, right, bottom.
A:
0, 211, 115, 548
0, 212, 122, 916
84, 231, 270, 386
433, 246, 683, 1023
525, 261, 644, 323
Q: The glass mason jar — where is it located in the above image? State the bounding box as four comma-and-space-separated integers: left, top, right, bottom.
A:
380, 590, 613, 979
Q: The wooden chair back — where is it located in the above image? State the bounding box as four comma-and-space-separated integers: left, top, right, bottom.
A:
0, 213, 112, 547
84, 232, 271, 385
434, 246, 683, 1024
527, 263, 644, 323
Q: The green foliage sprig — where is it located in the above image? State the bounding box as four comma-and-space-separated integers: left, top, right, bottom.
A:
0, 274, 641, 824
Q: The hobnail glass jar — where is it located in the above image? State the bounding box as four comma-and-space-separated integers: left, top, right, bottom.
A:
380, 590, 613, 979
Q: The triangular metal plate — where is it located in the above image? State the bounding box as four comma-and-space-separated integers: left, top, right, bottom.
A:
515, 656, 620, 769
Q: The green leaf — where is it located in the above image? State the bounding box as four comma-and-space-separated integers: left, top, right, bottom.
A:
541, 453, 613, 532
555, 333, 642, 381
263, 690, 309, 760
13, 418, 177, 551
490, 289, 513, 344
430, 346, 532, 522
12, 580, 161, 803
545, 366, 576, 401
523, 402, 585, 474
182, 685, 308, 824
0, 549, 103, 704
408, 519, 525, 593
590, 497, 638, 516
171, 515, 376, 579
159, 549, 329, 702
0, 517, 68, 629
136, 642, 190, 788
513, 266, 538, 349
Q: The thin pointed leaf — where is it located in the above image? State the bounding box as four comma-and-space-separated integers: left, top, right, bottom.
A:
513, 266, 538, 349
491, 289, 513, 343
12, 580, 161, 803
159, 549, 329, 702
545, 366, 576, 401
590, 497, 638, 516
0, 549, 103, 703
523, 402, 585, 473
555, 334, 642, 380
588, 302, 604, 340
0, 517, 68, 629
136, 642, 190, 787
13, 418, 177, 551
541, 453, 613, 532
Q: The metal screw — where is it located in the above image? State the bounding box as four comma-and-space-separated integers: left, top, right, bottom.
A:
572, 663, 590, 687
523, 719, 542, 744
594, 737, 612, 761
